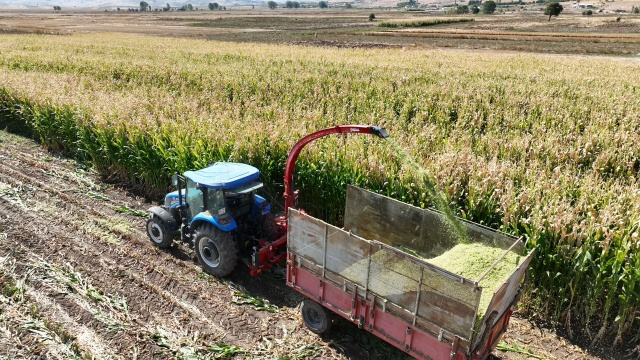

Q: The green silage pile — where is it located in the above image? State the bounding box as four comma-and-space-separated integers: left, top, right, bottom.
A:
427, 243, 522, 320
339, 242, 521, 329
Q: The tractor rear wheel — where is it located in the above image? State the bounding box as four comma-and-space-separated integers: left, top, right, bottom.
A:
300, 299, 332, 334
194, 224, 238, 277
146, 216, 173, 249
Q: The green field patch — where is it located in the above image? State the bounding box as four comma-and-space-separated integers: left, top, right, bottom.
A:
379, 17, 474, 28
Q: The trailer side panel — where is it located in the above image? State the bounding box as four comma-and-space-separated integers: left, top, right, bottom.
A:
343, 186, 523, 257
288, 209, 481, 342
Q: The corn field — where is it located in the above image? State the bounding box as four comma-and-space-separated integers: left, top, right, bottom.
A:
0, 33, 639, 347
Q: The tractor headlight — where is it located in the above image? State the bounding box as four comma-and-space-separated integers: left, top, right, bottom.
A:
218, 207, 226, 216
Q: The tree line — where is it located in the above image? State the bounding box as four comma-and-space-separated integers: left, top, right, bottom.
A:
268, 1, 328, 9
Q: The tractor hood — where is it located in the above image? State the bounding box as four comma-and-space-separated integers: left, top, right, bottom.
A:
184, 162, 260, 190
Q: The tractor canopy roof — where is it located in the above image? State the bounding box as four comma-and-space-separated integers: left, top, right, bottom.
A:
184, 162, 260, 190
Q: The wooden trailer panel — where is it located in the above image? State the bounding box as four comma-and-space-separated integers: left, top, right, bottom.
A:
288, 256, 471, 360
343, 185, 523, 256
472, 249, 534, 352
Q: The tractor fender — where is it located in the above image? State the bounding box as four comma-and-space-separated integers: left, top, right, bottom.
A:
191, 212, 237, 233
148, 206, 179, 232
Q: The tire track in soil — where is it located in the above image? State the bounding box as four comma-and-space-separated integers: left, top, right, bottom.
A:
0, 140, 335, 358
0, 175, 263, 348
0, 207, 172, 359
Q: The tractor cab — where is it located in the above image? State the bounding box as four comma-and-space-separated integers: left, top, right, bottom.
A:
146, 162, 274, 276
181, 162, 267, 229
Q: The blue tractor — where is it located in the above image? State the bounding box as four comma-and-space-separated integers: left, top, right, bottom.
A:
146, 162, 275, 277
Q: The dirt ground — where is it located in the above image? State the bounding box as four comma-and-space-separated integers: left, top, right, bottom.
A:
0, 10, 639, 55
0, 130, 628, 359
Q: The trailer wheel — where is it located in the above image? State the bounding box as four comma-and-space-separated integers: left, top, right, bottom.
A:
194, 224, 237, 277
146, 216, 173, 249
301, 299, 332, 334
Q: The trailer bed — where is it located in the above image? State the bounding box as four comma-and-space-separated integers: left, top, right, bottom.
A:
286, 186, 534, 360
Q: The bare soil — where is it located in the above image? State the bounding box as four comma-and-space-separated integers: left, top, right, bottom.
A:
0, 130, 626, 359
0, 10, 639, 55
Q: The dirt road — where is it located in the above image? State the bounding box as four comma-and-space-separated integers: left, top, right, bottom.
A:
0, 130, 608, 359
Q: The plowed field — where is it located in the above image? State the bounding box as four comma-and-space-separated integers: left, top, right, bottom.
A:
0, 130, 609, 359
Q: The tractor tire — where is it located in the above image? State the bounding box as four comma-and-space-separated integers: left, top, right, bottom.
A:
146, 216, 173, 249
194, 224, 238, 277
300, 299, 332, 334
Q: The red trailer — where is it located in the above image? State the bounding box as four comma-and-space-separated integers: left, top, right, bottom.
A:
286, 186, 533, 360
238, 125, 533, 359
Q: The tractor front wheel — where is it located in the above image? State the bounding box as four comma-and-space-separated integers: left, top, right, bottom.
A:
146, 216, 173, 249
194, 224, 238, 277
300, 299, 332, 334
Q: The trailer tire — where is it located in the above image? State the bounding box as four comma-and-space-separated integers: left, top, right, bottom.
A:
301, 299, 332, 334
194, 224, 237, 277
146, 216, 173, 249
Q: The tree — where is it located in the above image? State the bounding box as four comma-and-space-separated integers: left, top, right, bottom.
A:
447, 4, 468, 13
368, 13, 375, 21
345, 3, 352, 8
544, 2, 563, 21
471, 5, 480, 13
208, 2, 215, 10
319, 1, 328, 8
286, 0, 294, 8
53, 5, 61, 10
139, 1, 149, 11
187, 4, 193, 10
268, 1, 277, 9
293, 1, 300, 7
482, 0, 496, 14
